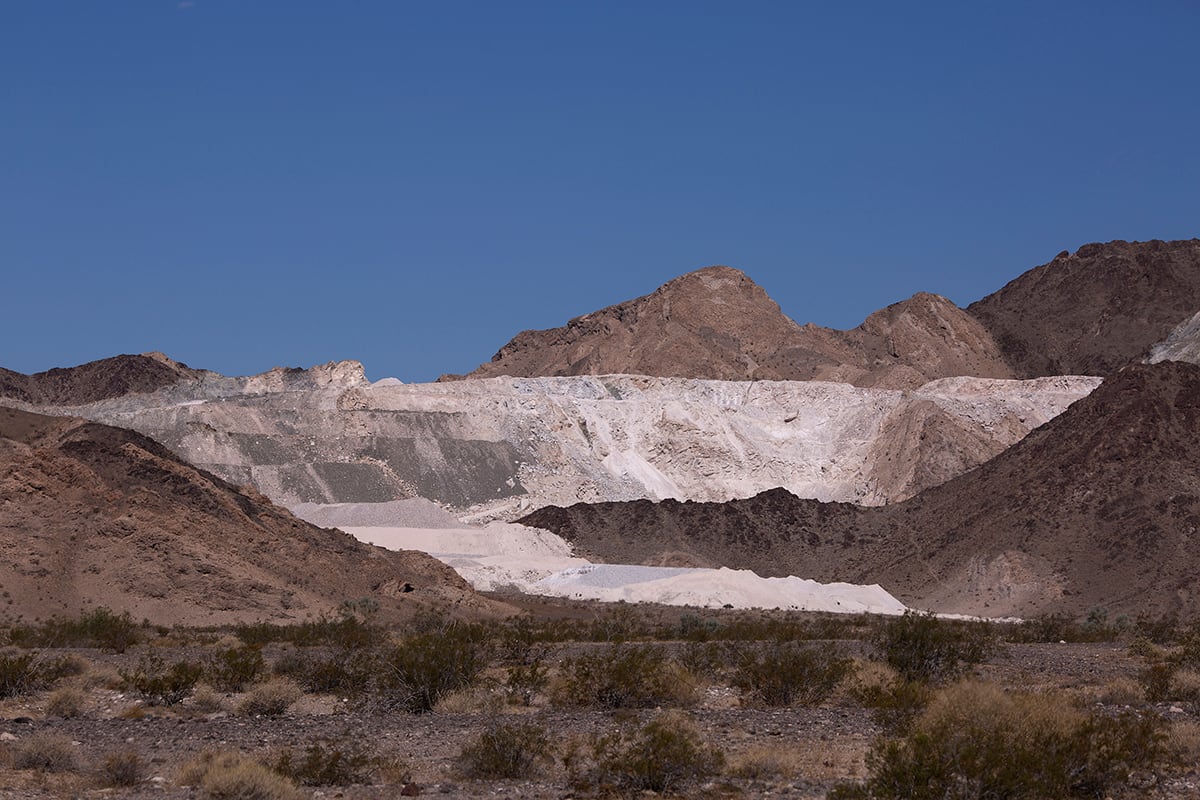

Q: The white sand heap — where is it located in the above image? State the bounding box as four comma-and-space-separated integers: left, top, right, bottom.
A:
321, 501, 907, 615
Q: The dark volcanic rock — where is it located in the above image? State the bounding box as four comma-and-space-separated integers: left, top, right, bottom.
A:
0, 352, 201, 405
968, 239, 1200, 377
521, 362, 1200, 619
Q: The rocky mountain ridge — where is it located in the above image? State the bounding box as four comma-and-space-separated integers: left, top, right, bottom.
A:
446, 266, 1015, 389
0, 405, 496, 626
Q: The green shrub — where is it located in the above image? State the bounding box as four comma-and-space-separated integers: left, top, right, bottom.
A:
874, 611, 996, 683
285, 650, 376, 696
0, 651, 81, 697
119, 652, 204, 706
370, 627, 484, 713
208, 644, 264, 692
832, 682, 1168, 799
583, 711, 724, 795
271, 741, 381, 786
457, 721, 555, 779
505, 657, 549, 706
234, 615, 385, 649
732, 641, 853, 706
7, 608, 141, 652
100, 750, 146, 787
553, 645, 697, 709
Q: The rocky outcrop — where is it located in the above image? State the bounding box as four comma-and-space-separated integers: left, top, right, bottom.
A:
968, 239, 1200, 377
0, 406, 498, 626
0, 352, 204, 405
446, 267, 1014, 389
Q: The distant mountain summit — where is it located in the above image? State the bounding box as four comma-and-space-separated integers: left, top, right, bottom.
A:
969, 239, 1200, 377
446, 266, 1013, 389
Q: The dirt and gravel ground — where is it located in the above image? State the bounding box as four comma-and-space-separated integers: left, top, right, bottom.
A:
1, 614, 1199, 800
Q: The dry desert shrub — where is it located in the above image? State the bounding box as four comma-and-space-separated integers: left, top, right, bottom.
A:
552, 644, 699, 709
579, 710, 724, 795
181, 750, 302, 800
119, 652, 204, 706
434, 684, 505, 714
873, 611, 997, 684
11, 732, 79, 772
728, 743, 802, 780
271, 740, 383, 786
370, 627, 485, 713
732, 640, 854, 707
1094, 676, 1145, 706
100, 749, 146, 787
237, 678, 301, 716
189, 683, 227, 714
1168, 720, 1200, 764
457, 721, 555, 779
831, 681, 1168, 800
207, 644, 265, 692
45, 686, 87, 718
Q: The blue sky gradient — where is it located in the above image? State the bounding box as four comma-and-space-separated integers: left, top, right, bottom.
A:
3, 2, 1199, 381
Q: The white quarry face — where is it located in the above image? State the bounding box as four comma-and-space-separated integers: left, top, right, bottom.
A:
43, 365, 1100, 522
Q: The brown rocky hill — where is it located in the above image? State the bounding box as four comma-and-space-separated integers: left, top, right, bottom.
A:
0, 406, 500, 627
968, 239, 1200, 377
446, 266, 1013, 389
521, 361, 1200, 619
0, 352, 202, 405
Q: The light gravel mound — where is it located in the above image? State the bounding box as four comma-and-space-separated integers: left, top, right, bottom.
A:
337, 518, 907, 615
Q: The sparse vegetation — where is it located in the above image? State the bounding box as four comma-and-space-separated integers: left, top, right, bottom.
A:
580, 711, 724, 795
100, 749, 146, 787
458, 721, 555, 779
830, 681, 1169, 799
119, 652, 204, 705
7, 607, 141, 652
45, 686, 87, 717
874, 611, 997, 683
554, 644, 698, 709
732, 640, 853, 706
271, 740, 382, 786
11, 732, 79, 772
208, 643, 264, 692
370, 626, 485, 713
237, 678, 302, 716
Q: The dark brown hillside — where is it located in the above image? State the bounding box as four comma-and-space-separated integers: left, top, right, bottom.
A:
0, 406, 503, 626
0, 352, 201, 405
522, 362, 1200, 618
446, 266, 1012, 389
968, 239, 1200, 377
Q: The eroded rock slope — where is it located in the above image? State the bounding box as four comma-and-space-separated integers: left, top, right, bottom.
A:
20, 367, 1097, 520
446, 266, 1015, 389
0, 406, 495, 626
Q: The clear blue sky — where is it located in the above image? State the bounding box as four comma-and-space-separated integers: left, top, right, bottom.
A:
4, 2, 1199, 382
